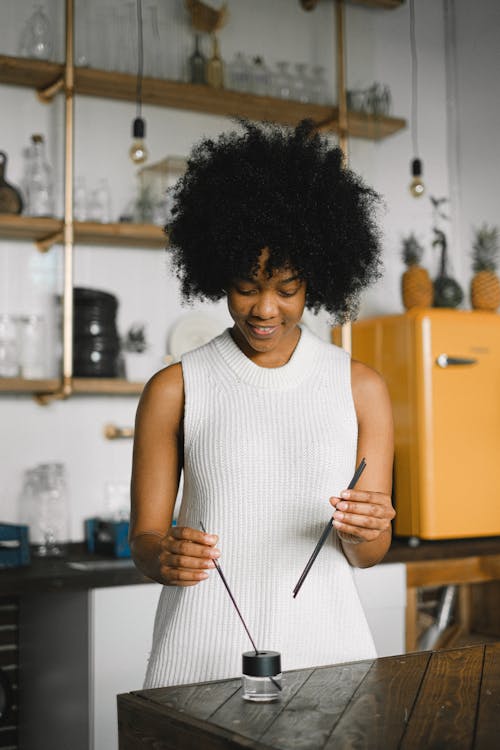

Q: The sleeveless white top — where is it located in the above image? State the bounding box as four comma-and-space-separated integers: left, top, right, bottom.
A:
144, 326, 376, 689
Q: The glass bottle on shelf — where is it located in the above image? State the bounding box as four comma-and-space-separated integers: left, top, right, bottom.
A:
310, 65, 329, 105
206, 34, 224, 89
272, 61, 293, 100
18, 3, 53, 60
249, 56, 271, 96
291, 63, 310, 103
227, 52, 250, 92
25, 134, 54, 217
188, 34, 206, 85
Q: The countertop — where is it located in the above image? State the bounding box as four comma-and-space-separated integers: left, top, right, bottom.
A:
1, 536, 500, 597
117, 642, 500, 749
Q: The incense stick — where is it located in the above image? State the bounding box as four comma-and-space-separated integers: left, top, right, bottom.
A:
292, 458, 367, 599
200, 521, 282, 691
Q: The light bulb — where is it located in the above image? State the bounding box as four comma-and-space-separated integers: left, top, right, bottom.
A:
409, 157, 425, 197
129, 116, 148, 164
129, 140, 148, 164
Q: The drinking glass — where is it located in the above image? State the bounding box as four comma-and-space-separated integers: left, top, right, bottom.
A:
0, 315, 20, 377
272, 61, 293, 100
18, 4, 53, 61
310, 65, 329, 105
291, 63, 310, 103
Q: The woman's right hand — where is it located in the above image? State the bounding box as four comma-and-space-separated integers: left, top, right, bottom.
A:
159, 526, 220, 586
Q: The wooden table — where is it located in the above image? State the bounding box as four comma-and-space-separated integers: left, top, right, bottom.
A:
118, 643, 499, 749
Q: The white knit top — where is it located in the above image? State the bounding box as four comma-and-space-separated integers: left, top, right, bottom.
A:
144, 326, 376, 689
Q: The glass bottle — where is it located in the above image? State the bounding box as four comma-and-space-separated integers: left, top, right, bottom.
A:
206, 34, 224, 89
19, 4, 53, 61
272, 61, 293, 100
249, 56, 271, 96
310, 65, 329, 105
188, 34, 206, 85
242, 651, 282, 702
227, 52, 250, 92
25, 134, 54, 217
291, 63, 310, 103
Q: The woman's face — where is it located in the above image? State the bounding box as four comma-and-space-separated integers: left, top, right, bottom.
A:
227, 249, 306, 364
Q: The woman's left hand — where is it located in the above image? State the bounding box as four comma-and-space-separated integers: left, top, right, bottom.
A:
329, 490, 395, 545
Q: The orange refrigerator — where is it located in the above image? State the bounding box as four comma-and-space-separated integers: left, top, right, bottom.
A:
348, 309, 500, 541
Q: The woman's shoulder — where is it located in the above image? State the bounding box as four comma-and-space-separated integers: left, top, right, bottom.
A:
137, 363, 184, 426
350, 358, 391, 419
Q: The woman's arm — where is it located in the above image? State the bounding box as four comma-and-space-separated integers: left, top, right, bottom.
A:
330, 359, 395, 568
130, 363, 219, 584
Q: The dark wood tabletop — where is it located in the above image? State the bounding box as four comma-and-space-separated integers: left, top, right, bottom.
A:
117, 642, 499, 749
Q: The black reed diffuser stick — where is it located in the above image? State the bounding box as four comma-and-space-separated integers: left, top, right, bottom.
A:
200, 521, 282, 691
200, 521, 259, 654
292, 458, 367, 598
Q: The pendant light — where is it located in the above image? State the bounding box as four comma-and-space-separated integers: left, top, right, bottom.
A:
408, 0, 424, 197
129, 0, 148, 164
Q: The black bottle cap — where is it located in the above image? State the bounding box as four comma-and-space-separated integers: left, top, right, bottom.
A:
242, 651, 281, 677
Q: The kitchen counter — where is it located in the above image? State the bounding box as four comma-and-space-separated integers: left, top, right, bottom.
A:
1, 536, 500, 596
117, 642, 500, 749
0, 542, 151, 595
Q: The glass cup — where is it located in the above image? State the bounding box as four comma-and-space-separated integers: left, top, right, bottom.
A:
19, 314, 45, 379
0, 314, 20, 377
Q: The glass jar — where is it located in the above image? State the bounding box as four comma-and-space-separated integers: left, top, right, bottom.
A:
19, 314, 45, 379
19, 463, 70, 557
242, 651, 282, 702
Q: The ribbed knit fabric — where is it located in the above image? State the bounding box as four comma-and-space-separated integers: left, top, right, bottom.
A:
143, 325, 376, 689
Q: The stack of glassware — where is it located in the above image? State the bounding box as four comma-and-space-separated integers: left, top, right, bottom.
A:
19, 463, 71, 557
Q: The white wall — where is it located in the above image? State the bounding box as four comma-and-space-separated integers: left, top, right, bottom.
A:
1, 0, 498, 540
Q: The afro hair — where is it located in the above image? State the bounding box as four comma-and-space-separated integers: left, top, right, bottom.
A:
168, 119, 383, 322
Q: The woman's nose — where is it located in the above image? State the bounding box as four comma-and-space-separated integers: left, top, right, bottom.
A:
251, 291, 279, 318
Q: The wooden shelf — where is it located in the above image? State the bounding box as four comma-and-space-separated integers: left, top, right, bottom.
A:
74, 221, 166, 249
0, 378, 60, 393
349, 0, 403, 8
0, 55, 406, 141
0, 214, 61, 242
0, 377, 143, 396
0, 55, 63, 90
0, 215, 166, 249
72, 378, 144, 395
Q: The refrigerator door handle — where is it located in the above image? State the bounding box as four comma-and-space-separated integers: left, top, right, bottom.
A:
436, 353, 478, 368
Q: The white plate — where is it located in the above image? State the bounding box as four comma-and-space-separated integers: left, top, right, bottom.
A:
168, 313, 226, 361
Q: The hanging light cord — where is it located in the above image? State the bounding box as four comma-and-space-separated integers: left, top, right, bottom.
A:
136, 0, 144, 119
409, 0, 419, 158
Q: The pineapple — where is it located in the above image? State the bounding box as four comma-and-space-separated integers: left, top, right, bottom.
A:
471, 224, 500, 311
401, 233, 433, 310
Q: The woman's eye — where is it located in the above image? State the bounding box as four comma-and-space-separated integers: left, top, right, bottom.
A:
279, 288, 299, 297
236, 287, 256, 295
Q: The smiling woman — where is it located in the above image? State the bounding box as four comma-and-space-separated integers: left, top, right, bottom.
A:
129, 119, 395, 691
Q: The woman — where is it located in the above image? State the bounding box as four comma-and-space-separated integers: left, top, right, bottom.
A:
130, 120, 395, 688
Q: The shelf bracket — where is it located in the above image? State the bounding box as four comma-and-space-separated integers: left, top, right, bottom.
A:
36, 75, 65, 103
36, 230, 64, 253
104, 424, 135, 440
34, 376, 73, 406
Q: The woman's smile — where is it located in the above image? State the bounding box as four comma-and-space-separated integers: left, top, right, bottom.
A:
227, 248, 306, 367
